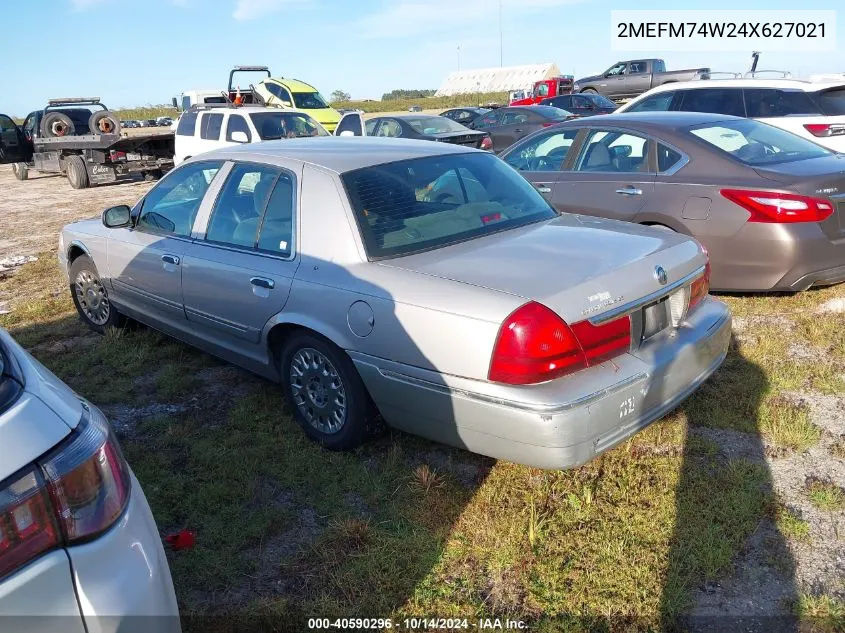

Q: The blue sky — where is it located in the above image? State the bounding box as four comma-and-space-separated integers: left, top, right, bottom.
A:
1, 0, 841, 116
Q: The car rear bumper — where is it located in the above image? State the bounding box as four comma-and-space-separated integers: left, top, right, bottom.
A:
353, 297, 731, 469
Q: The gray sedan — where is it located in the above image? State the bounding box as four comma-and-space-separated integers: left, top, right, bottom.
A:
59, 137, 730, 469
499, 111, 845, 292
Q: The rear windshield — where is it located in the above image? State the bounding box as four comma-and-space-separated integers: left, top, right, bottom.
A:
407, 117, 468, 134
292, 92, 329, 109
50, 108, 93, 134
743, 88, 821, 117
817, 88, 845, 115
586, 94, 617, 108
249, 112, 329, 139
689, 118, 831, 166
341, 152, 557, 259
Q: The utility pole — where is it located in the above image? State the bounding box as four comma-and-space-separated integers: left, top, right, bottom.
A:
457, 45, 461, 71
499, 0, 503, 67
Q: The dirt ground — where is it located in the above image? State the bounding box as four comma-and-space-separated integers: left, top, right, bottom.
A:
0, 165, 155, 259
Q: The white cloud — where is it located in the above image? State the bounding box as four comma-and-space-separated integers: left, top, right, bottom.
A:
355, 0, 589, 39
232, 0, 307, 20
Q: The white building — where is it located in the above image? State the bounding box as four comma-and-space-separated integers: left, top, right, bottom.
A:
435, 63, 562, 96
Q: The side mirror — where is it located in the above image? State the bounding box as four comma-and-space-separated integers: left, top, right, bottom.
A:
102, 205, 131, 228
171, 97, 178, 109
230, 130, 249, 143
281, 100, 292, 107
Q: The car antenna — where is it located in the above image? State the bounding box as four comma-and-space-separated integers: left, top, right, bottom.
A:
749, 51, 760, 73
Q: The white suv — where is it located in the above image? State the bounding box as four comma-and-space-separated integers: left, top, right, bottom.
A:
0, 328, 179, 631
617, 79, 845, 152
173, 105, 328, 164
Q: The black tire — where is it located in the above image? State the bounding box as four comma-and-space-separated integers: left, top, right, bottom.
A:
580, 88, 598, 94
279, 331, 376, 451
88, 111, 121, 135
41, 112, 75, 138
69, 255, 123, 333
12, 163, 28, 181
144, 169, 163, 181
65, 155, 89, 189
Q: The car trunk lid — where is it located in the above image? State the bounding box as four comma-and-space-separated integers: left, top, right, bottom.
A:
377, 214, 706, 325
431, 130, 486, 148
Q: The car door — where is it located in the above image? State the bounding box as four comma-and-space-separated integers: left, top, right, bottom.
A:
471, 109, 503, 147
334, 112, 365, 136
492, 110, 531, 151
107, 160, 224, 326
554, 128, 655, 222
500, 127, 583, 205
0, 114, 30, 163
624, 60, 652, 97
181, 162, 299, 346
603, 62, 628, 98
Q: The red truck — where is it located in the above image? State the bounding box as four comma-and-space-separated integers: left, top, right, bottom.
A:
509, 76, 574, 106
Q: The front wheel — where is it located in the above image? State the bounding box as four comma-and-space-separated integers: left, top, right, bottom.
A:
279, 331, 376, 451
69, 255, 123, 333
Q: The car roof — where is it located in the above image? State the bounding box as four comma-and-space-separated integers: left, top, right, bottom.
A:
636, 78, 845, 94
555, 110, 744, 129
266, 77, 317, 92
194, 136, 480, 174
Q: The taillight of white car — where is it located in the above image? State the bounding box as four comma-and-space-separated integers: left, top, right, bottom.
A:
0, 402, 131, 579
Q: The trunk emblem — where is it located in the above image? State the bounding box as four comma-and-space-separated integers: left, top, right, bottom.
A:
654, 266, 668, 285
816, 187, 839, 195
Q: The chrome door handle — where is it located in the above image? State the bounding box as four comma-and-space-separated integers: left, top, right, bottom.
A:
161, 254, 180, 265
534, 184, 552, 194
616, 186, 643, 196
250, 277, 275, 290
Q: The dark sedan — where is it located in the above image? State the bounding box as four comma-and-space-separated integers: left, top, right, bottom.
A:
540, 94, 617, 117
470, 105, 573, 152
365, 115, 492, 149
499, 111, 845, 292
440, 107, 490, 127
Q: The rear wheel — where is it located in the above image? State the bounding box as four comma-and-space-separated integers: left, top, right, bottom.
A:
279, 331, 376, 451
69, 255, 123, 333
12, 162, 28, 181
580, 88, 598, 94
65, 155, 89, 189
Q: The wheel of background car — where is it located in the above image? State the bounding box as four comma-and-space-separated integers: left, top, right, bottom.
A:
65, 155, 89, 189
279, 330, 377, 451
40, 112, 75, 138
88, 111, 122, 135
580, 88, 598, 94
69, 255, 124, 333
12, 162, 28, 181
144, 169, 163, 181
647, 224, 676, 232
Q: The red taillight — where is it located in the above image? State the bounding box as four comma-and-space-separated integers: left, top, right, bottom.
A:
803, 123, 845, 138
690, 264, 711, 311
720, 189, 834, 224
480, 136, 493, 150
541, 122, 555, 127
488, 302, 631, 385
0, 403, 130, 580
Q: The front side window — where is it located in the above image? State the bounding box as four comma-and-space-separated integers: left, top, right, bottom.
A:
226, 114, 252, 142
606, 62, 626, 77
689, 119, 831, 165
23, 113, 36, 135
376, 119, 402, 137
342, 152, 556, 259
743, 89, 820, 118
504, 128, 580, 171
474, 111, 500, 129
176, 111, 198, 136
200, 113, 223, 140
677, 88, 745, 117
292, 92, 329, 109
817, 88, 845, 115
206, 163, 282, 248
0, 115, 16, 132
536, 83, 549, 97
137, 161, 223, 236
575, 130, 650, 173
265, 83, 293, 104
626, 92, 675, 113
249, 112, 328, 139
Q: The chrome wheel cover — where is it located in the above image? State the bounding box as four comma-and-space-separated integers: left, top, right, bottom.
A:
74, 270, 110, 325
289, 347, 347, 434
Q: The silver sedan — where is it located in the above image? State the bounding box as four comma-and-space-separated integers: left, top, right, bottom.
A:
58, 137, 731, 469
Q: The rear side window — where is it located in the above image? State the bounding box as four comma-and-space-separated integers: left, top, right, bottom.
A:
817, 88, 845, 115
200, 113, 223, 140
626, 92, 676, 113
743, 89, 820, 117
657, 143, 684, 172
176, 111, 198, 136
205, 163, 281, 248
226, 114, 251, 142
676, 88, 745, 117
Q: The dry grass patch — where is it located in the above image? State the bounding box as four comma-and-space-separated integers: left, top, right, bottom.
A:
805, 478, 845, 512
775, 505, 810, 542
793, 594, 845, 632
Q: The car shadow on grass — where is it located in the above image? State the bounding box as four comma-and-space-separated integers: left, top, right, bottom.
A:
662, 333, 799, 632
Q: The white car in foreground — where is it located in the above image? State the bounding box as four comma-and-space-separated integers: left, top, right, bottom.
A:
0, 328, 179, 632
617, 78, 845, 152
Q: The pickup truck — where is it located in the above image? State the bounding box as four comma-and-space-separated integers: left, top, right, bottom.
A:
509, 76, 575, 106
3, 98, 174, 189
573, 59, 710, 101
